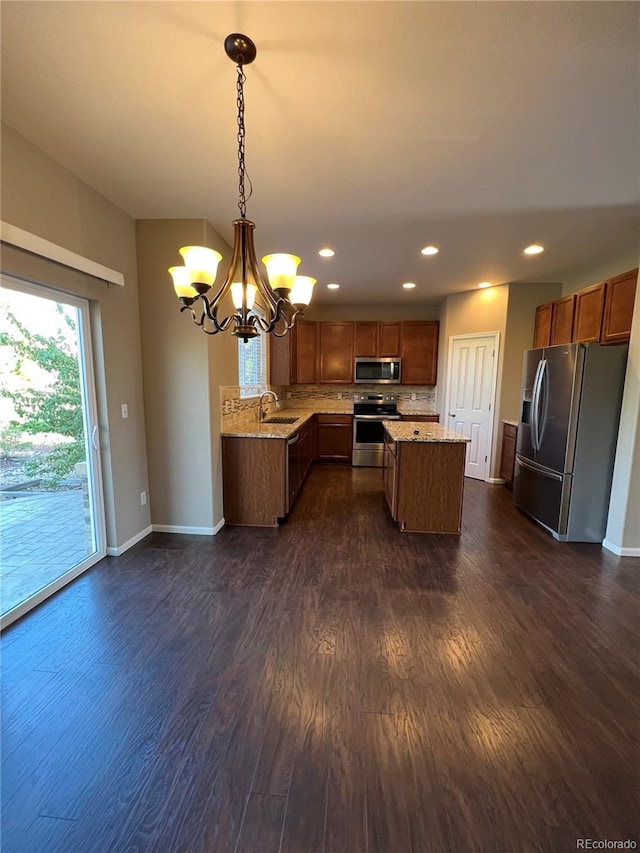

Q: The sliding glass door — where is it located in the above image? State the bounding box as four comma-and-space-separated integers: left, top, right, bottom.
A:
0, 277, 106, 628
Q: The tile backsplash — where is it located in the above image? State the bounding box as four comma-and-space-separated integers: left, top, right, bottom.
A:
221, 384, 437, 428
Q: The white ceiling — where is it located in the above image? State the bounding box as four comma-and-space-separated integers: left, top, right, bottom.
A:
1, 1, 639, 304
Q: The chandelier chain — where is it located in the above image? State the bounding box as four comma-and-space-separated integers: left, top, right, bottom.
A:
236, 64, 247, 218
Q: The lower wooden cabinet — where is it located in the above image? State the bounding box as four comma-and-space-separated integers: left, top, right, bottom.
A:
316, 414, 353, 463
222, 436, 286, 527
499, 422, 518, 487
400, 414, 439, 423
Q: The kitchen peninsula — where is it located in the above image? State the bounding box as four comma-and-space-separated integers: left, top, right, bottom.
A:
383, 421, 470, 533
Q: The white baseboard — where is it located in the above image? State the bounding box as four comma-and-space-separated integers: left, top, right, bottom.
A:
213, 517, 225, 534
486, 477, 505, 484
152, 523, 219, 536
602, 539, 640, 557
106, 525, 153, 556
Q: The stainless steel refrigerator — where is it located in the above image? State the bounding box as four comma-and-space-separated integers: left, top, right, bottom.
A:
513, 342, 627, 542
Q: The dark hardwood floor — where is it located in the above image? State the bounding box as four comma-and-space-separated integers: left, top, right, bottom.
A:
2, 466, 639, 852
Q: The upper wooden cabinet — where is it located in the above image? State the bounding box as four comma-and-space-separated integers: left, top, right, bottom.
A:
533, 268, 637, 349
269, 319, 316, 385
601, 269, 638, 344
573, 282, 605, 343
319, 322, 354, 383
533, 303, 552, 348
354, 321, 401, 357
549, 294, 576, 346
400, 321, 439, 385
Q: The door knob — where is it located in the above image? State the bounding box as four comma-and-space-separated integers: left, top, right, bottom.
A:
449, 413, 456, 417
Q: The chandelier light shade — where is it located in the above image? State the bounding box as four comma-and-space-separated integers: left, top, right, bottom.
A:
168, 33, 314, 341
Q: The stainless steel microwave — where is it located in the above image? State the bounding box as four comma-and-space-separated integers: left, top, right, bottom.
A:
354, 357, 401, 384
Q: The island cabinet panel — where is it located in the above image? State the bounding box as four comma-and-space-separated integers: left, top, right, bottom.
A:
601, 268, 638, 344
269, 319, 316, 385
319, 322, 354, 383
400, 415, 439, 423
533, 303, 552, 348
378, 322, 401, 357
549, 294, 576, 346
573, 283, 605, 343
396, 441, 466, 533
316, 414, 353, 463
499, 422, 518, 487
383, 433, 398, 518
400, 321, 439, 385
223, 437, 286, 527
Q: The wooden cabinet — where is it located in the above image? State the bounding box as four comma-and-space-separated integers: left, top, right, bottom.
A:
532, 268, 637, 349
573, 283, 605, 343
354, 321, 401, 357
319, 323, 354, 383
316, 413, 353, 463
400, 321, 439, 385
269, 319, 316, 385
549, 295, 576, 346
602, 268, 637, 344
400, 414, 439, 423
383, 431, 397, 518
383, 428, 467, 533
223, 436, 286, 527
533, 303, 552, 348
288, 417, 314, 511
499, 422, 518, 487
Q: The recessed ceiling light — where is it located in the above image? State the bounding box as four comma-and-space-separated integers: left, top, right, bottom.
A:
478, 281, 492, 289
319, 248, 335, 257
327, 283, 340, 289
402, 282, 416, 289
524, 244, 544, 255
421, 246, 439, 256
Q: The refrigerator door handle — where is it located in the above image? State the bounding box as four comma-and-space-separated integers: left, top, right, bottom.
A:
536, 358, 548, 448
531, 359, 544, 450
516, 453, 563, 481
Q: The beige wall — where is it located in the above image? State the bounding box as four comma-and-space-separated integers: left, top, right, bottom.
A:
500, 281, 563, 423
439, 286, 509, 478
135, 219, 237, 531
560, 251, 639, 295
1, 123, 150, 550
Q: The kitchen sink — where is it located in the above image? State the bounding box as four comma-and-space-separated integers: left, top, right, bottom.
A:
263, 416, 299, 424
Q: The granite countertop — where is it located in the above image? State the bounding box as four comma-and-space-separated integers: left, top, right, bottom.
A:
503, 419, 519, 427
221, 405, 348, 439
396, 407, 440, 417
383, 420, 470, 443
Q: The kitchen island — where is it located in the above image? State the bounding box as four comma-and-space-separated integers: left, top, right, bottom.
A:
383, 421, 470, 533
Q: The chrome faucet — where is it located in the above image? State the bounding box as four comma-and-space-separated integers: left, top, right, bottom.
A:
259, 390, 280, 421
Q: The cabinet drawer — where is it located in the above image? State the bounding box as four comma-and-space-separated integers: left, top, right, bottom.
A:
316, 414, 352, 425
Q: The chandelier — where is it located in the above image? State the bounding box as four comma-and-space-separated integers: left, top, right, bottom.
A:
169, 34, 315, 342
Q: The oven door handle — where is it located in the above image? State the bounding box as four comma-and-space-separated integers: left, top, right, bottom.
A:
354, 414, 401, 420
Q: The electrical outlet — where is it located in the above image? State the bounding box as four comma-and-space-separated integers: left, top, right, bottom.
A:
337, 392, 342, 400
411, 393, 417, 401
121, 403, 129, 419
140, 490, 147, 506
286, 391, 292, 399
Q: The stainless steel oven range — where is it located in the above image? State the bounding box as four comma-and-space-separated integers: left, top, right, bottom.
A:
353, 393, 400, 467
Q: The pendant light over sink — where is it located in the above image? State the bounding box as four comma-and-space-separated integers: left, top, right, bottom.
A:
168, 34, 314, 342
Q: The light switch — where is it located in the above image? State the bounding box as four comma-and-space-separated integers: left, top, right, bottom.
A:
121, 403, 129, 419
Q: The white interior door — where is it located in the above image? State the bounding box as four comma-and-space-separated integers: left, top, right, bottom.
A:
446, 334, 499, 480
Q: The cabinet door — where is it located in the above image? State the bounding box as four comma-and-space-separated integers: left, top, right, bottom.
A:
319, 323, 354, 383
533, 303, 552, 348
550, 295, 575, 346
573, 283, 605, 343
499, 423, 517, 486
269, 332, 292, 385
316, 414, 353, 462
354, 322, 378, 357
601, 269, 638, 344
400, 322, 439, 385
293, 320, 316, 384
378, 322, 401, 357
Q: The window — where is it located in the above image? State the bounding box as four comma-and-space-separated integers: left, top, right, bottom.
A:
238, 332, 267, 398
